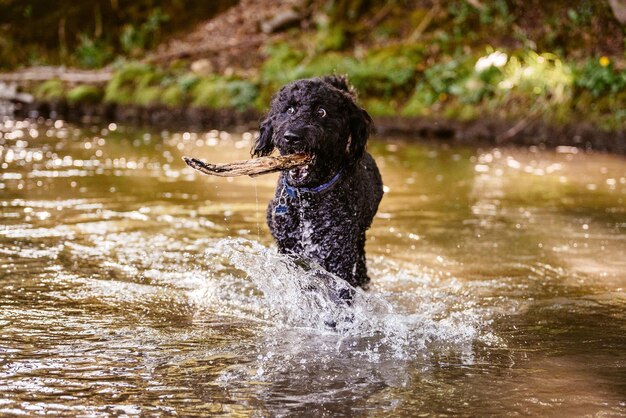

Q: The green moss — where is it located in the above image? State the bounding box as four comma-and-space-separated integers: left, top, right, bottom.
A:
315, 24, 346, 52
134, 86, 162, 105
33, 79, 65, 101
360, 45, 423, 89
455, 103, 480, 121
57, 34, 626, 132
402, 85, 436, 117
259, 42, 306, 89
363, 98, 398, 117
104, 62, 163, 104
190, 76, 258, 110
442, 100, 479, 121
191, 77, 228, 108
259, 41, 424, 102
66, 85, 103, 104
226, 80, 258, 110
101, 62, 258, 109
176, 73, 201, 92
161, 84, 185, 107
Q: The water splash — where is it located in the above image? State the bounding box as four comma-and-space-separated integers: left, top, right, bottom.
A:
191, 238, 494, 362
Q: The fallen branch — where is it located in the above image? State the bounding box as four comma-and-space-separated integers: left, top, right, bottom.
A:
0, 66, 113, 84
183, 153, 312, 177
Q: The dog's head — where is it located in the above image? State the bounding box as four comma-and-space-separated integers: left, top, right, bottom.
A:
251, 75, 372, 187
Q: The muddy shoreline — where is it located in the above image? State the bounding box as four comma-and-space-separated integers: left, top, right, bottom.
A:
10, 99, 626, 155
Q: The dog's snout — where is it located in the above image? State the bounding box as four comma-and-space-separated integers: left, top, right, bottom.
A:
283, 131, 302, 144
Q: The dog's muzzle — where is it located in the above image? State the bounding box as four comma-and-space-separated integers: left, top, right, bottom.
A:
279, 130, 314, 183
283, 130, 302, 145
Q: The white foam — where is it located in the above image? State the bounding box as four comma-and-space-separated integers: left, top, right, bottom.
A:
189, 238, 497, 362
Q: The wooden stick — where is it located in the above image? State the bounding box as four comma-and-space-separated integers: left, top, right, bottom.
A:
183, 153, 312, 177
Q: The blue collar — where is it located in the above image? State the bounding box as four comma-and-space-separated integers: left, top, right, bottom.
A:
283, 169, 343, 197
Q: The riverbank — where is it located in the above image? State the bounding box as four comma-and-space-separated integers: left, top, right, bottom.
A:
2, 0, 626, 154
8, 94, 625, 155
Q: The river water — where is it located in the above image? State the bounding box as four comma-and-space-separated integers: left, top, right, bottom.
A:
0, 118, 624, 416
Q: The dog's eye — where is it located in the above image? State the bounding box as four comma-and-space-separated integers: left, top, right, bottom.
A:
287, 106, 295, 115
317, 108, 327, 118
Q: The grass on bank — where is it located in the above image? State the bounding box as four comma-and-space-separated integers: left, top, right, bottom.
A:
31, 44, 626, 131
24, 0, 626, 131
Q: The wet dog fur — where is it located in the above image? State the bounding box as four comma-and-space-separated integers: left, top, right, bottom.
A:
252, 76, 383, 289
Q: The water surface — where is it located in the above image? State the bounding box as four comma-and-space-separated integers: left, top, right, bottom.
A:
1, 118, 625, 416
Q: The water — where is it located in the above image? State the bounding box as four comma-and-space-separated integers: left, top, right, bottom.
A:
0, 118, 624, 416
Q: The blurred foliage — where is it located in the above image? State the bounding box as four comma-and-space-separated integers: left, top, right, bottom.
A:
0, 0, 237, 69
74, 34, 114, 68
259, 42, 423, 100
33, 79, 65, 101
67, 85, 104, 104
252, 0, 626, 129
104, 63, 160, 104
100, 62, 258, 110
10, 0, 626, 130
575, 58, 626, 97
120, 8, 169, 57
191, 77, 258, 110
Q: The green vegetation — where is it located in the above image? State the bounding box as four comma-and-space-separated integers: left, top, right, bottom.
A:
97, 62, 258, 110
33, 79, 65, 101
104, 63, 160, 104
67, 85, 103, 104
119, 8, 169, 58
0, 0, 237, 69
575, 57, 626, 97
33, 48, 626, 130
13, 0, 626, 131
191, 77, 258, 110
74, 35, 114, 69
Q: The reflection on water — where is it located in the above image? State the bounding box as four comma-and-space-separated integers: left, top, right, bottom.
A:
0, 118, 625, 416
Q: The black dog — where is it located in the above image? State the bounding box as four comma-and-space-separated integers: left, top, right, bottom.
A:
252, 76, 383, 290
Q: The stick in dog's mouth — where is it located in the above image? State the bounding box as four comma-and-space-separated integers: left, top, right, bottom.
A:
183, 153, 313, 177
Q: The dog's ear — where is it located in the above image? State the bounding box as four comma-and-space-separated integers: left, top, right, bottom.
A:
347, 105, 372, 164
251, 118, 274, 157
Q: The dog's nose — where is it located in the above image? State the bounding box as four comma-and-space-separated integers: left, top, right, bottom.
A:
283, 131, 302, 144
